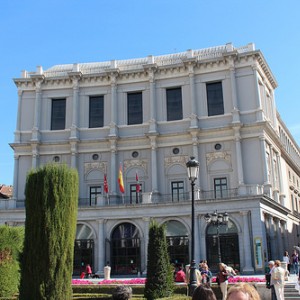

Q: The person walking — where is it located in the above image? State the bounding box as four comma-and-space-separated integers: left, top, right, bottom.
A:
200, 263, 212, 286
271, 260, 285, 300
291, 249, 299, 275
268, 260, 277, 300
282, 251, 290, 275
85, 264, 92, 278
217, 263, 229, 300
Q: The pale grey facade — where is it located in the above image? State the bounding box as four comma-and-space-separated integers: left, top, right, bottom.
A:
1, 42, 300, 275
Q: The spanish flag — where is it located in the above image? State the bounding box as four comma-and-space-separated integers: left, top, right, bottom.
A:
118, 164, 125, 193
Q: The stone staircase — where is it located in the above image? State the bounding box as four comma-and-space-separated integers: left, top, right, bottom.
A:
284, 283, 300, 299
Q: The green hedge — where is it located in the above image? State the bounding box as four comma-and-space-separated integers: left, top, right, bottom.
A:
0, 225, 24, 298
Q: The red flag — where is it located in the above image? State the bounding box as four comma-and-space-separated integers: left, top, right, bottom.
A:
118, 165, 125, 193
136, 172, 141, 193
104, 174, 109, 194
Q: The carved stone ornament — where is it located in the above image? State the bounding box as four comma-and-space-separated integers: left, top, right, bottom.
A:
123, 159, 148, 173
84, 162, 107, 175
206, 151, 231, 165
164, 155, 189, 168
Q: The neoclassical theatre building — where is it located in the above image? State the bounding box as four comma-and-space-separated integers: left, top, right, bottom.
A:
1, 42, 300, 275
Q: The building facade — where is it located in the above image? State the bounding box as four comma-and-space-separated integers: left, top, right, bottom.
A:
1, 42, 300, 275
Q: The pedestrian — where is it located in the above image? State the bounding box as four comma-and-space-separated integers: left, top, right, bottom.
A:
200, 263, 212, 285
271, 260, 285, 300
282, 251, 290, 275
291, 249, 299, 275
192, 284, 217, 300
175, 265, 186, 282
85, 264, 92, 278
268, 260, 277, 300
226, 283, 261, 300
217, 263, 229, 300
185, 264, 202, 286
112, 285, 132, 300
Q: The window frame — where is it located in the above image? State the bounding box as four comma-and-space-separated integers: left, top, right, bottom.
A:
51, 98, 66, 130
171, 180, 184, 202
89, 186, 102, 206
129, 183, 142, 204
127, 92, 143, 125
206, 81, 224, 116
166, 87, 183, 121
89, 95, 104, 128
213, 177, 228, 199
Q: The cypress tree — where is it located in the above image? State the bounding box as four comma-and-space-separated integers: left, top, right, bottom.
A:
144, 220, 174, 300
19, 164, 78, 300
0, 225, 24, 298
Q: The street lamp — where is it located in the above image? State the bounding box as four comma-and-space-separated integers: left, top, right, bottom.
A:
204, 211, 229, 263
186, 156, 199, 296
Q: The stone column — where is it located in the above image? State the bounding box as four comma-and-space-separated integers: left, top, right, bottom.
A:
70, 76, 80, 139
110, 138, 117, 195
199, 216, 207, 260
277, 153, 286, 206
269, 216, 277, 259
260, 136, 271, 188
109, 74, 118, 136
13, 154, 19, 201
274, 218, 283, 259
70, 141, 77, 169
252, 65, 264, 122
195, 214, 201, 261
32, 80, 43, 141
188, 64, 197, 128
31, 144, 38, 169
149, 70, 157, 133
149, 136, 158, 193
97, 219, 105, 273
229, 66, 241, 123
241, 211, 254, 272
234, 127, 244, 185
142, 217, 150, 274
15, 90, 22, 142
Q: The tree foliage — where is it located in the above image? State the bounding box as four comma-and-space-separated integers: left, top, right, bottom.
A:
144, 220, 174, 300
0, 225, 24, 298
19, 164, 79, 300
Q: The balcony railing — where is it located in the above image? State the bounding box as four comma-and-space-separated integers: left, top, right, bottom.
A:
0, 186, 264, 210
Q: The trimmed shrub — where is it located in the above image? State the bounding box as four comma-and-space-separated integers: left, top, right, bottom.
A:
0, 225, 24, 298
144, 220, 174, 299
19, 164, 79, 300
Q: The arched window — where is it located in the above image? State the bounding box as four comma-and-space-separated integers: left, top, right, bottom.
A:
165, 220, 189, 266
111, 223, 141, 275
206, 220, 240, 272
73, 224, 95, 276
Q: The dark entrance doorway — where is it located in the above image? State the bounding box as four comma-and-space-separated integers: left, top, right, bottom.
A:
110, 222, 141, 275
206, 220, 240, 272
73, 224, 95, 276
165, 220, 189, 266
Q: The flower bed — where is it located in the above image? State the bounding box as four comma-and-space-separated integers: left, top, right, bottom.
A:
72, 276, 265, 285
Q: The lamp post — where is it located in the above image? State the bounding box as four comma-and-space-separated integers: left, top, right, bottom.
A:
204, 211, 229, 263
186, 156, 199, 296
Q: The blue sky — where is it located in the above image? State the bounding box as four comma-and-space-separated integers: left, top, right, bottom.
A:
1, 0, 300, 185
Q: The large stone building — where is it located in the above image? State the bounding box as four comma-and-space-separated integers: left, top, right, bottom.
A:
1, 42, 300, 275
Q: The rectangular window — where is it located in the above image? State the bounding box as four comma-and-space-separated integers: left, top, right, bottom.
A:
130, 183, 142, 204
214, 178, 228, 198
127, 92, 143, 125
166, 87, 183, 121
90, 186, 102, 206
51, 99, 66, 130
206, 82, 224, 116
89, 96, 104, 128
171, 181, 184, 202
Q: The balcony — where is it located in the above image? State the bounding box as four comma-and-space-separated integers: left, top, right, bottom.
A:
0, 186, 264, 210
